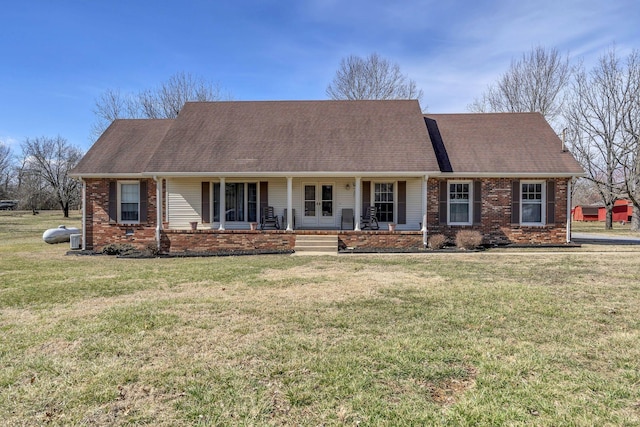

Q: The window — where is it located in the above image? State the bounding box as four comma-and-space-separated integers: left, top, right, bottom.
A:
119, 182, 140, 223
213, 182, 257, 222
374, 183, 394, 222
448, 181, 471, 225
521, 181, 545, 225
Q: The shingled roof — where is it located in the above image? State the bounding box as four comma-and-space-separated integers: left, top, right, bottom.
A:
72, 119, 173, 176
424, 113, 583, 175
145, 100, 437, 174
71, 101, 583, 177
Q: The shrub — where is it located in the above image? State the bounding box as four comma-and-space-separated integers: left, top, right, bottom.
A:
428, 234, 447, 250
144, 242, 160, 257
455, 230, 483, 250
101, 243, 136, 256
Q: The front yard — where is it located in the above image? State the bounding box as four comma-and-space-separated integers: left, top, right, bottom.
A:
1, 211, 639, 425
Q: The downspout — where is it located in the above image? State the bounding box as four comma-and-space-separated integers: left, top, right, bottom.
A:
566, 176, 574, 243
81, 178, 86, 250
422, 175, 428, 248
154, 176, 162, 252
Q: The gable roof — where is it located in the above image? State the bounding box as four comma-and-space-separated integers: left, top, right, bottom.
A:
423, 113, 584, 175
145, 100, 437, 175
71, 101, 584, 178
72, 119, 173, 175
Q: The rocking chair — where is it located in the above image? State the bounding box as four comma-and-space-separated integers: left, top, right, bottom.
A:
260, 206, 280, 230
360, 206, 379, 230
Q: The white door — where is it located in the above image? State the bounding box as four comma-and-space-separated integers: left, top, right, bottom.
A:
302, 183, 334, 227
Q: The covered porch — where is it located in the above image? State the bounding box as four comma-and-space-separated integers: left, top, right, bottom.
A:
155, 174, 429, 254
158, 175, 430, 233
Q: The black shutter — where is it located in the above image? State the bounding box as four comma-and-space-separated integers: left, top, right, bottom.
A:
397, 181, 406, 224
439, 181, 448, 225
547, 180, 556, 224
511, 181, 520, 224
362, 181, 371, 213
108, 181, 117, 223
139, 180, 148, 223
473, 180, 482, 225
201, 182, 210, 223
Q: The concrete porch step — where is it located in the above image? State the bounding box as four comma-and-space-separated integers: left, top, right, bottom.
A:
293, 234, 338, 255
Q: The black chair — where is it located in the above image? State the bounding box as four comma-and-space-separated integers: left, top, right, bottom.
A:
360, 206, 379, 230
260, 206, 280, 230
341, 208, 354, 230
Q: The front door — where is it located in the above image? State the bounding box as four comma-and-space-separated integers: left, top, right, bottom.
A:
302, 183, 334, 227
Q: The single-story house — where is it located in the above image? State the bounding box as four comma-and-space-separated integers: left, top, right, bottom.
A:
573, 199, 633, 223
70, 100, 584, 254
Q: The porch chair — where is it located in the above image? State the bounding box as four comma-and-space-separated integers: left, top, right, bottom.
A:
283, 208, 296, 229
341, 208, 354, 230
360, 206, 379, 230
260, 206, 280, 230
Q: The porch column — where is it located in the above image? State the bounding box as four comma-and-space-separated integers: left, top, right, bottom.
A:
422, 175, 428, 247
218, 177, 226, 230
286, 177, 293, 231
81, 178, 86, 250
354, 177, 362, 231
566, 177, 574, 243
155, 176, 163, 252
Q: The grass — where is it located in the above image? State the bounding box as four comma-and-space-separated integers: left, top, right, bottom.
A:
572, 219, 639, 236
1, 211, 640, 425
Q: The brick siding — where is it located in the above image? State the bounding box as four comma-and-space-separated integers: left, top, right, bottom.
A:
427, 177, 569, 245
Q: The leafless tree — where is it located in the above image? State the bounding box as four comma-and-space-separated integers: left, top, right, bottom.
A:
469, 46, 571, 125
564, 48, 637, 230
326, 53, 424, 103
92, 72, 231, 139
0, 141, 13, 199
20, 136, 83, 217
618, 50, 640, 230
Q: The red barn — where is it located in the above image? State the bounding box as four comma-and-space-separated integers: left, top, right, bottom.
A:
573, 199, 633, 222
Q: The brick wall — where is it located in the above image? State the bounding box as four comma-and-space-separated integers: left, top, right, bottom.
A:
163, 230, 296, 254
339, 231, 423, 251
84, 178, 158, 251
427, 177, 570, 245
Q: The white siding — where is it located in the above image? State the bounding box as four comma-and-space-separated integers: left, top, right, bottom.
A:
166, 178, 202, 228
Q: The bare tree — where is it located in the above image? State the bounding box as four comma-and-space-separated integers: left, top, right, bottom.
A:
564, 48, 636, 230
469, 46, 571, 125
326, 53, 424, 103
618, 50, 640, 230
92, 72, 231, 139
0, 141, 13, 199
20, 136, 83, 217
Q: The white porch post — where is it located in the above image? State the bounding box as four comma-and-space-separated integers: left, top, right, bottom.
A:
286, 177, 293, 231
354, 177, 362, 231
155, 176, 163, 251
566, 177, 573, 243
218, 177, 226, 230
81, 179, 86, 250
422, 175, 428, 247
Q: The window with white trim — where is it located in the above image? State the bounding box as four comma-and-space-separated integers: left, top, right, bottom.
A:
374, 182, 394, 222
119, 182, 140, 223
448, 181, 472, 225
521, 181, 545, 225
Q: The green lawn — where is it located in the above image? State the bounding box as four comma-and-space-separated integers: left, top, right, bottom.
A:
1, 211, 640, 425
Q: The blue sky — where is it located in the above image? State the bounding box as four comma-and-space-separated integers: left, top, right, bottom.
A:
1, 0, 638, 151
